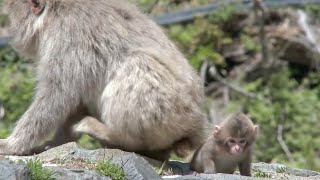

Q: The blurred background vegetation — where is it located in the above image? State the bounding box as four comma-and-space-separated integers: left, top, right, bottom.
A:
0, 0, 319, 171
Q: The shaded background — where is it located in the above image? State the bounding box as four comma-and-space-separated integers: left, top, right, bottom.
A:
0, 0, 319, 171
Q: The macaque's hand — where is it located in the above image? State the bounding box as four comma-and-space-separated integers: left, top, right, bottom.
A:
192, 171, 200, 176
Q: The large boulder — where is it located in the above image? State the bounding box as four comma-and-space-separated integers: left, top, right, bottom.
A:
1, 143, 319, 180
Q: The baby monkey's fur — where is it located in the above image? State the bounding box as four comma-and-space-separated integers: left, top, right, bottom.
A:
191, 113, 258, 176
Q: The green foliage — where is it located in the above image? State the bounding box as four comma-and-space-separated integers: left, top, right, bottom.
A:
130, 0, 218, 13
94, 158, 126, 180
26, 159, 54, 180
167, 5, 236, 69
0, 126, 9, 139
78, 135, 102, 149
253, 169, 271, 178
302, 3, 320, 20
208, 4, 236, 24
240, 34, 261, 53
0, 48, 34, 131
0, 14, 9, 27
276, 167, 286, 173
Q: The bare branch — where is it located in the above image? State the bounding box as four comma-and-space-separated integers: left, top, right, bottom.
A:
277, 112, 294, 162
208, 66, 263, 100
253, 0, 271, 66
0, 100, 4, 121
200, 60, 209, 87
146, 0, 160, 14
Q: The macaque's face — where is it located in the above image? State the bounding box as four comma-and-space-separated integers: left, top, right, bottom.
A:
5, 0, 47, 57
214, 126, 248, 155
226, 137, 247, 155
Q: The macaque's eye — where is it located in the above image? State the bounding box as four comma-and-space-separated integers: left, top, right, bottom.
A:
229, 139, 236, 143
31, 0, 40, 5
239, 139, 246, 144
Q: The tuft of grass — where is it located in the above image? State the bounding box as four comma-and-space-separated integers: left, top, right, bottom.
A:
155, 160, 167, 175
253, 169, 271, 178
26, 159, 54, 180
94, 158, 126, 180
276, 167, 286, 173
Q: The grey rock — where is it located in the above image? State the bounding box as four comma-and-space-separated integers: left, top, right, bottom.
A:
252, 162, 320, 177
0, 160, 30, 180
166, 174, 256, 180
2, 143, 320, 180
199, 174, 255, 180
39, 143, 161, 180
48, 166, 111, 180
37, 142, 79, 162
166, 160, 191, 175
2, 143, 161, 180
160, 161, 320, 180
59, 146, 161, 180
111, 154, 161, 180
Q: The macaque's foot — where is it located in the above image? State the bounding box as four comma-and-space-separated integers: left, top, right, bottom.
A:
0, 139, 15, 155
30, 144, 53, 154
191, 171, 200, 176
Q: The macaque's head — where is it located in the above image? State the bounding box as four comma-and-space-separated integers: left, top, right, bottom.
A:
214, 113, 258, 156
5, 0, 48, 57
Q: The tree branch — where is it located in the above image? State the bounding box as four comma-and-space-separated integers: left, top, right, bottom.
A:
208, 65, 263, 100
0, 100, 4, 121
253, 0, 271, 65
277, 112, 294, 162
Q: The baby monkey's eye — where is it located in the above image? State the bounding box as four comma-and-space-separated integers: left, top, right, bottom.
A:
239, 139, 246, 144
31, 0, 40, 5
229, 139, 236, 143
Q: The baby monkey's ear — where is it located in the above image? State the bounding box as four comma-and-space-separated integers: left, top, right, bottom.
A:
213, 125, 221, 138
29, 0, 46, 15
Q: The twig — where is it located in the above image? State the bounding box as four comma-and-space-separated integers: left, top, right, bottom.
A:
146, 0, 160, 14
253, 0, 271, 66
223, 86, 230, 106
208, 65, 263, 100
200, 60, 209, 87
0, 100, 4, 121
204, 82, 220, 95
277, 112, 294, 162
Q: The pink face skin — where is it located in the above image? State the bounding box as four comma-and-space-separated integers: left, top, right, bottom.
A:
213, 126, 248, 155
226, 137, 247, 155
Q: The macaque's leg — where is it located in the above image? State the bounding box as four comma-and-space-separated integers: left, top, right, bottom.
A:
31, 113, 86, 154
203, 159, 217, 174
74, 117, 172, 161
239, 157, 252, 176
73, 116, 113, 146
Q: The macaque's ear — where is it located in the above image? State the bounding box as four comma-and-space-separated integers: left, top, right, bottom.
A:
213, 125, 220, 137
29, 0, 46, 16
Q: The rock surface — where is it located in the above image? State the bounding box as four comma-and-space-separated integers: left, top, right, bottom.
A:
0, 143, 319, 180
0, 160, 30, 180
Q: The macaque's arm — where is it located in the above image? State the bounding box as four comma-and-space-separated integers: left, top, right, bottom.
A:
239, 155, 252, 176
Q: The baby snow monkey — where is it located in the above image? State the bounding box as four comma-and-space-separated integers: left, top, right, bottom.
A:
191, 113, 258, 176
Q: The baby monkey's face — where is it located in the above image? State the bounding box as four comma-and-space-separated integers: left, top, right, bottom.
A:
226, 137, 247, 155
